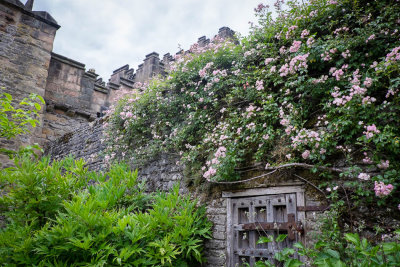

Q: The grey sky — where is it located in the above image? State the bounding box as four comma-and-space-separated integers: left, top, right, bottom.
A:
33, 0, 272, 80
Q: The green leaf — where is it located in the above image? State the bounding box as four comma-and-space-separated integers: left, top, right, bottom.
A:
37, 94, 45, 104
34, 103, 41, 111
281, 247, 295, 256
382, 242, 396, 254
345, 233, 360, 246
326, 249, 340, 259
293, 242, 305, 249
284, 258, 304, 267
4, 93, 12, 101
276, 234, 288, 242
257, 235, 274, 244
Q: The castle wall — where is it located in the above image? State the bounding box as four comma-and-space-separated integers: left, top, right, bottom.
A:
91, 86, 108, 114
45, 53, 86, 108
0, 0, 59, 166
134, 52, 164, 84
42, 52, 108, 143
106, 64, 136, 104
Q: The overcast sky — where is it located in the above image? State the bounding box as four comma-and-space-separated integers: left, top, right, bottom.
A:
32, 0, 273, 80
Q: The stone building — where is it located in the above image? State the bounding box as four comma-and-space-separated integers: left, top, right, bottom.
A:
0, 0, 58, 162
1, 1, 324, 266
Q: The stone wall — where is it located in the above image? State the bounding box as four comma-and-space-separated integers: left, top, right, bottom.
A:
42, 52, 108, 142
45, 117, 105, 170
45, 118, 325, 267
44, 120, 231, 266
0, 0, 59, 166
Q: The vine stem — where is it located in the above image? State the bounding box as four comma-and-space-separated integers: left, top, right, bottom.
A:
207, 169, 277, 184
264, 162, 345, 173
208, 162, 345, 184
293, 174, 328, 200
341, 184, 354, 231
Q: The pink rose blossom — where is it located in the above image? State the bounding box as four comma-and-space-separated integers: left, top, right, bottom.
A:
363, 124, 380, 139
363, 77, 373, 88
302, 150, 311, 159
289, 40, 302, 53
366, 34, 376, 43
377, 160, 390, 169
301, 29, 310, 39
265, 58, 275, 65
374, 181, 394, 197
358, 173, 370, 180
256, 80, 264, 91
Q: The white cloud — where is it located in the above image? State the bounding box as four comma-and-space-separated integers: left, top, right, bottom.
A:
33, 0, 274, 79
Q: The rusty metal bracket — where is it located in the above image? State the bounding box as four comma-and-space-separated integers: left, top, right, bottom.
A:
297, 205, 330, 212
241, 213, 304, 240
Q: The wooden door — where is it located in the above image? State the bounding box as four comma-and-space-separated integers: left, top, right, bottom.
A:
229, 193, 301, 267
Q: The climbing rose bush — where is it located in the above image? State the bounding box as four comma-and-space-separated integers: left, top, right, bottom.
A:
104, 0, 400, 210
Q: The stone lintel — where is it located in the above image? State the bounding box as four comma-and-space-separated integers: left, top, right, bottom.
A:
51, 101, 72, 112
51, 52, 86, 70
46, 99, 96, 120
75, 110, 92, 120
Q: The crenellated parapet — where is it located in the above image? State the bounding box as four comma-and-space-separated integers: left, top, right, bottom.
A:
106, 26, 236, 89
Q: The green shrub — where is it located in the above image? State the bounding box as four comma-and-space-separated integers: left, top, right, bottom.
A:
0, 89, 44, 159
254, 231, 400, 267
0, 157, 211, 266
0, 156, 90, 228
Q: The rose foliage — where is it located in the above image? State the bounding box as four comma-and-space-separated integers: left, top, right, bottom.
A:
104, 0, 400, 211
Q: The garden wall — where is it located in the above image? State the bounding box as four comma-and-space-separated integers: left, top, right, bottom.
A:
46, 118, 326, 267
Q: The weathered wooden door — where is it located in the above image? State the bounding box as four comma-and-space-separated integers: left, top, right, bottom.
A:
228, 193, 303, 267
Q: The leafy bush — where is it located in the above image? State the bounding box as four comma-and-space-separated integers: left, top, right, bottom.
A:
253, 231, 400, 267
0, 89, 44, 159
0, 156, 90, 228
0, 157, 211, 266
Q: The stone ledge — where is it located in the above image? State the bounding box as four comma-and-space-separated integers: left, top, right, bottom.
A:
51, 52, 86, 70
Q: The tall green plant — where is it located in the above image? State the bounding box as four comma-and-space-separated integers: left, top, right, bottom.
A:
0, 157, 211, 266
0, 89, 44, 159
0, 156, 90, 228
